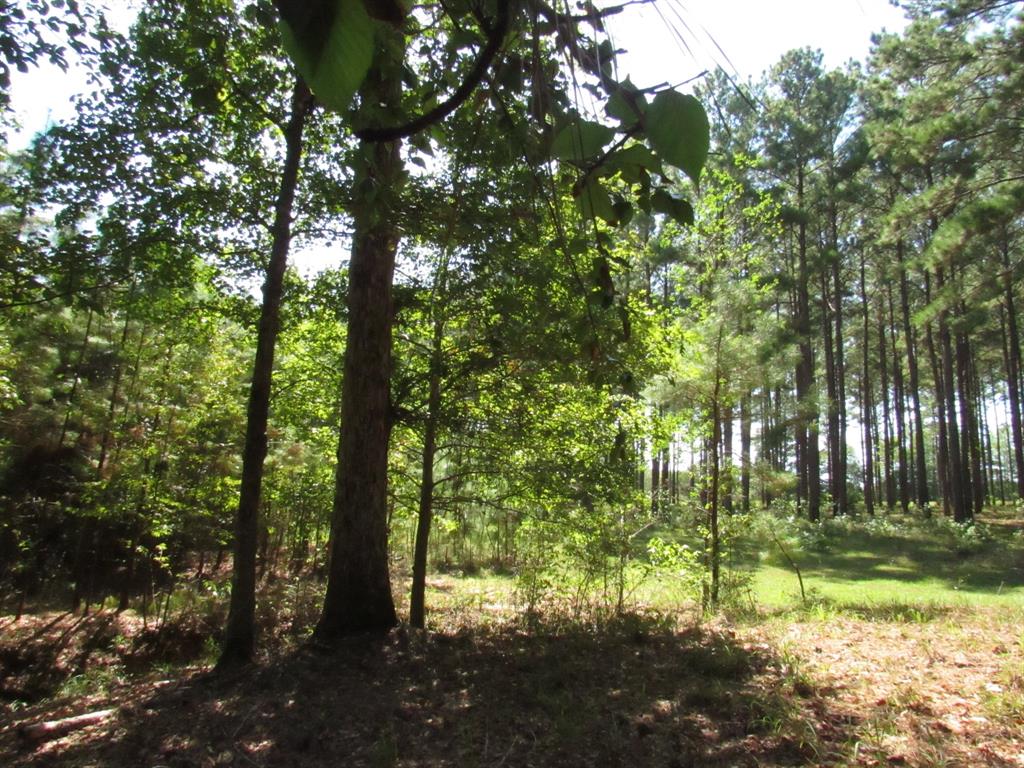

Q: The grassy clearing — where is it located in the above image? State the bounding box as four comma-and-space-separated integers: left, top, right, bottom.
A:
749, 512, 1024, 609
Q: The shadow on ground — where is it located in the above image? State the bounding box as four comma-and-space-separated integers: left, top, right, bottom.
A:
3, 617, 856, 768
0, 611, 216, 707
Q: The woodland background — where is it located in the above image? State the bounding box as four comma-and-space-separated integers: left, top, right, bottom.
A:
1, 1, 1023, 765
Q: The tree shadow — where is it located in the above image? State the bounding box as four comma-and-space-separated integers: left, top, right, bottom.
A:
0, 613, 118, 705
4, 618, 859, 767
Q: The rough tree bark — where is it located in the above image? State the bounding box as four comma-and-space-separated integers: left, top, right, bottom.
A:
314, 35, 405, 640
888, 285, 910, 513
936, 264, 970, 523
1000, 231, 1024, 497
878, 309, 894, 508
794, 167, 820, 521
897, 241, 929, 507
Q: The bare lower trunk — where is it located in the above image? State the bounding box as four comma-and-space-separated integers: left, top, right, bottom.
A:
1001, 233, 1024, 497
937, 266, 969, 523
219, 79, 312, 667
859, 251, 875, 516
315, 37, 405, 640
898, 243, 928, 507
410, 317, 443, 629
888, 286, 909, 513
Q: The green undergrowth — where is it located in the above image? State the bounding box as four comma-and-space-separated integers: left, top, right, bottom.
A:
501, 506, 1024, 619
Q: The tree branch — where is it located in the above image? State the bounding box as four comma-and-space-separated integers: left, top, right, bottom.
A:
355, 0, 511, 142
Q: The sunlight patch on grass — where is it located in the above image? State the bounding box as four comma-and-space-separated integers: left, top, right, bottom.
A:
752, 564, 1024, 609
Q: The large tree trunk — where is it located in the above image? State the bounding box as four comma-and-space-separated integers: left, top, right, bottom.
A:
956, 324, 983, 518
888, 285, 910, 513
924, 310, 951, 516
795, 167, 820, 521
936, 265, 970, 523
1000, 233, 1024, 497
878, 310, 894, 509
708, 333, 724, 608
219, 79, 313, 667
820, 268, 839, 517
1000, 306, 1023, 496
651, 442, 661, 515
315, 39, 404, 640
740, 392, 751, 513
722, 403, 734, 514
832, 247, 848, 517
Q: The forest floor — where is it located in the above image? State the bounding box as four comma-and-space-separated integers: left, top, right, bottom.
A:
1, 513, 1023, 767
1, 599, 1021, 766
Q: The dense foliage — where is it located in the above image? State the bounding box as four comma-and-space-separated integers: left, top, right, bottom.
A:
0, 0, 1022, 662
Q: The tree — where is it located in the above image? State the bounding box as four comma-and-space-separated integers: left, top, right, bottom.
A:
271, 0, 710, 638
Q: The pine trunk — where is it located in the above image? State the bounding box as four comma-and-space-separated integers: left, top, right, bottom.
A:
878, 312, 894, 509
315, 39, 405, 640
820, 269, 839, 517
859, 251, 875, 516
936, 266, 969, 523
898, 243, 929, 507
740, 392, 752, 513
888, 286, 910, 513
1001, 235, 1024, 497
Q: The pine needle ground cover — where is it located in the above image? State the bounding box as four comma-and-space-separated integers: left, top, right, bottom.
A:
1, 512, 1022, 767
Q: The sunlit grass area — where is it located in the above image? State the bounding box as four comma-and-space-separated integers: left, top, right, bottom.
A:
751, 564, 1024, 608
747, 511, 1024, 609
428, 510, 1024, 617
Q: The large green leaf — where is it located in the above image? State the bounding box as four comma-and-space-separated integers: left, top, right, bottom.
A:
576, 177, 618, 224
607, 144, 660, 183
277, 0, 374, 113
650, 189, 695, 226
606, 80, 647, 128
644, 91, 709, 184
552, 119, 615, 164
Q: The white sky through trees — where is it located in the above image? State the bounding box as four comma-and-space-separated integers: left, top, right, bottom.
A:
4, 0, 909, 283
6, 1, 908, 151
613, 0, 907, 89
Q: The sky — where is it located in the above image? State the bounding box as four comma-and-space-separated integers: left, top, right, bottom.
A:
4, 0, 911, 278
611, 0, 908, 89
7, 0, 909, 150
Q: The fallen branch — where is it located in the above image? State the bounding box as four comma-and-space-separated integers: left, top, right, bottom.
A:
18, 708, 115, 744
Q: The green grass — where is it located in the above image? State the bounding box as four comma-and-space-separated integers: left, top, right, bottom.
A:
752, 563, 1022, 608
421, 510, 1024, 620
749, 514, 1024, 609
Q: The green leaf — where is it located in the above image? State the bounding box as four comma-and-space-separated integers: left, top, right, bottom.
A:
644, 91, 710, 184
651, 189, 695, 226
277, 0, 374, 113
607, 144, 660, 184
552, 119, 615, 164
606, 80, 647, 127
576, 177, 618, 224
612, 197, 634, 226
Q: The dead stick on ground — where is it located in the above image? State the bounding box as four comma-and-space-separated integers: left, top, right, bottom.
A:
18, 709, 115, 744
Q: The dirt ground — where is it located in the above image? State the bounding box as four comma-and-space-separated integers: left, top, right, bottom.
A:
1, 606, 1021, 767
